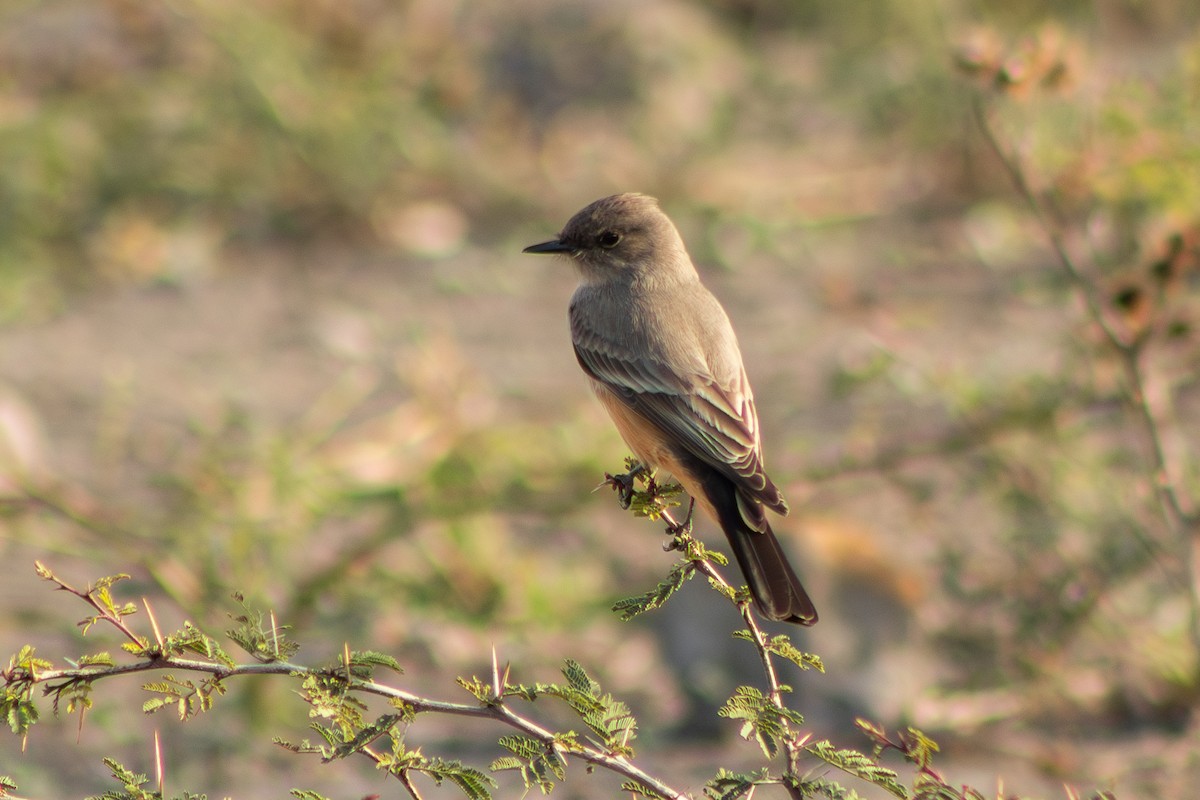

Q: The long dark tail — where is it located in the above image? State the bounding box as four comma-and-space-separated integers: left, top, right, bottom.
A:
700, 471, 818, 625
725, 519, 818, 625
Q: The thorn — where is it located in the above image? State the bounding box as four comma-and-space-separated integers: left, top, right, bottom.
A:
270, 610, 280, 658
344, 641, 352, 680
143, 597, 164, 650
491, 644, 501, 698
154, 729, 164, 797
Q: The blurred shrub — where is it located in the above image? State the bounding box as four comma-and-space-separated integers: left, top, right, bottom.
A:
9, 0, 1192, 316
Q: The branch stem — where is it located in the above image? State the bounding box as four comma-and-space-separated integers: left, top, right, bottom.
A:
973, 97, 1200, 656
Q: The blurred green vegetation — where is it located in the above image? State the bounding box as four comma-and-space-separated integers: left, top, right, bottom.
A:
6, 0, 1188, 314
1, 1, 1195, 309
2, 0, 1200, 797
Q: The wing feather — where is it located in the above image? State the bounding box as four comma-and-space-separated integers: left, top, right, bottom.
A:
573, 336, 786, 513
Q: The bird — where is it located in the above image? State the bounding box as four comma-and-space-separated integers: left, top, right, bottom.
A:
523, 193, 817, 625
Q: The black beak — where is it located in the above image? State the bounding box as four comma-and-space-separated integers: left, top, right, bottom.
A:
522, 239, 574, 254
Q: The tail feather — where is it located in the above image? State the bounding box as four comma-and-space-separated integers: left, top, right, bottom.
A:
724, 517, 818, 624
702, 473, 817, 625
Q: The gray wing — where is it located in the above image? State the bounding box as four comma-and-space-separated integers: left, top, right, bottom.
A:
573, 333, 787, 513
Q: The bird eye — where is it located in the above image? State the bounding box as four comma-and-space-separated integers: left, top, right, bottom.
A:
597, 231, 621, 248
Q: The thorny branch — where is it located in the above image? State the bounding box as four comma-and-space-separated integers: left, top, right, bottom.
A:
3, 567, 688, 800
615, 462, 814, 785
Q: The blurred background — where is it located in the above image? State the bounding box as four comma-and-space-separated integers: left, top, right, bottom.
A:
1, 0, 1199, 797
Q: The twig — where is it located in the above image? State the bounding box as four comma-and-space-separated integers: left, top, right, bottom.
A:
973, 95, 1200, 654
656, 505, 805, 779
397, 767, 425, 800
10, 561, 688, 798
8, 653, 686, 799
971, 99, 1129, 351
35, 563, 145, 648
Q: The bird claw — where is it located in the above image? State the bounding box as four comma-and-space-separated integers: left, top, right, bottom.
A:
604, 463, 646, 510
665, 498, 696, 537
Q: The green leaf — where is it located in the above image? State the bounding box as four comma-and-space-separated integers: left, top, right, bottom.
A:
456, 673, 539, 704
434, 759, 495, 800
495, 734, 544, 761
80, 757, 209, 800
899, 727, 939, 769
43, 674, 95, 720
717, 686, 803, 759
456, 676, 495, 703
326, 713, 402, 760
612, 561, 695, 620
8, 645, 53, 675
309, 722, 342, 753
91, 573, 134, 593
85, 758, 149, 800
705, 767, 774, 800
622, 471, 685, 521
119, 639, 153, 657
2, 646, 51, 736
140, 675, 226, 720
226, 595, 299, 662
379, 741, 496, 800
274, 736, 325, 755
790, 776, 871, 800
62, 681, 94, 716
142, 697, 173, 714
538, 660, 638, 754
732, 631, 825, 672
346, 649, 404, 677
804, 739, 906, 798
622, 779, 669, 799
76, 652, 116, 668
492, 734, 565, 794
3, 694, 39, 736
166, 622, 235, 667
913, 772, 985, 799
561, 659, 598, 696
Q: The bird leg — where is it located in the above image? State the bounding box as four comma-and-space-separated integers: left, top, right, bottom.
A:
665, 497, 696, 538
603, 461, 647, 510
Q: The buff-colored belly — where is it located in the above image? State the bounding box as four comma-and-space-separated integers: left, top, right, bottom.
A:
589, 378, 721, 524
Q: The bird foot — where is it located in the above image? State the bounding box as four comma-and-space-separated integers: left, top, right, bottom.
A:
665, 497, 696, 538
603, 463, 646, 510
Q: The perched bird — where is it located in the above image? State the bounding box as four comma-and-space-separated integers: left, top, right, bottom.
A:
523, 193, 817, 625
